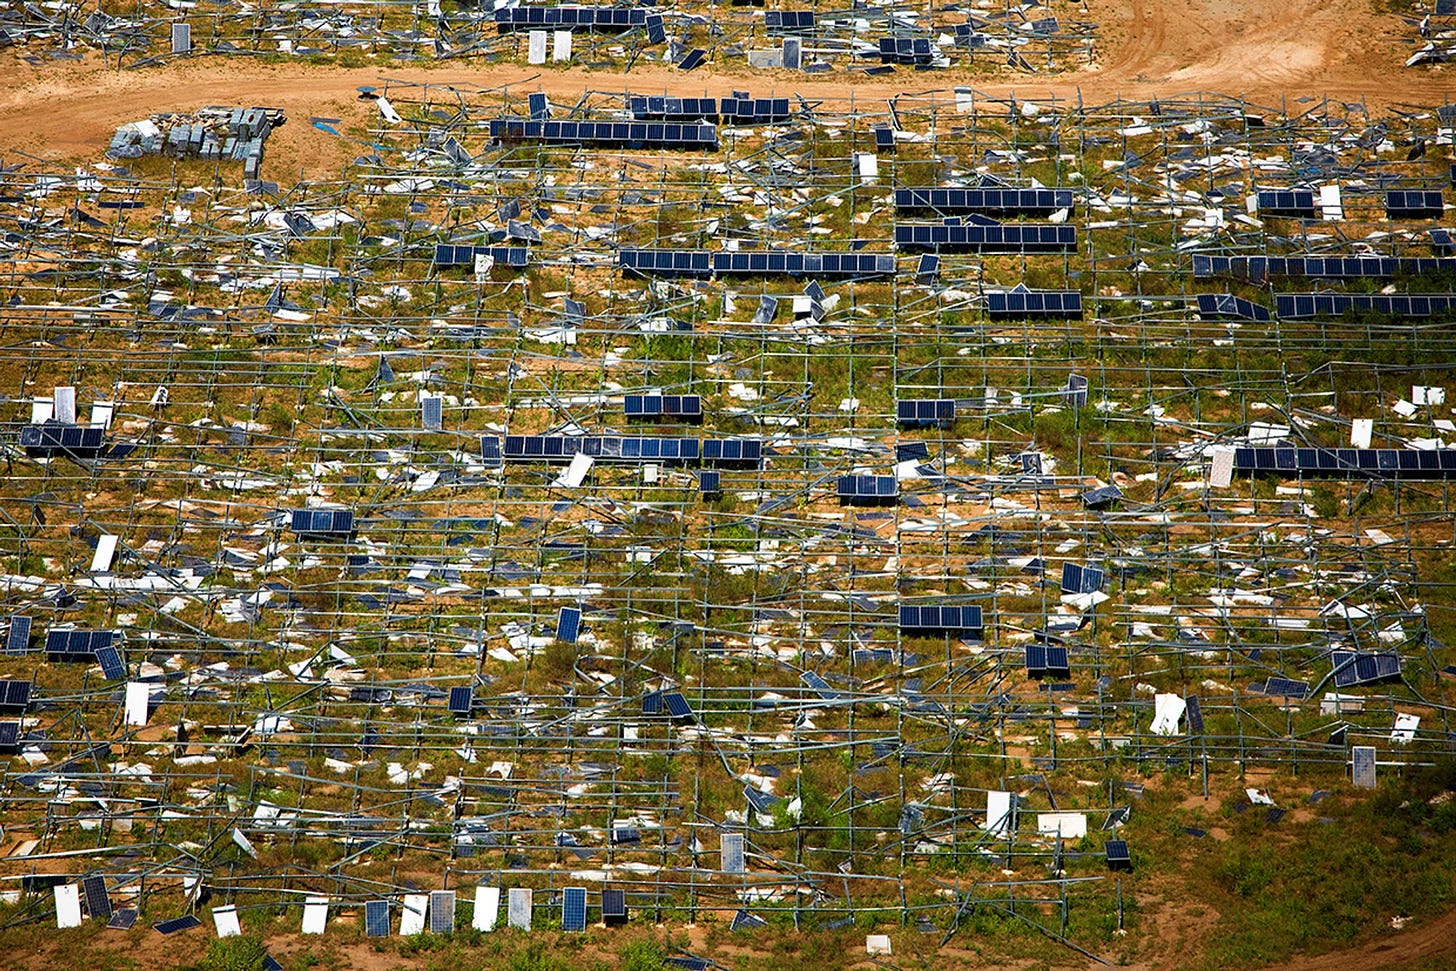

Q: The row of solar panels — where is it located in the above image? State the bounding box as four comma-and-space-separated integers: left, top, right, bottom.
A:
1232, 447, 1456, 479
898, 604, 983, 632
433, 245, 530, 268
489, 119, 717, 148
496, 435, 763, 464
894, 187, 1075, 215
20, 423, 107, 455
897, 398, 956, 425
627, 96, 792, 124
623, 394, 702, 417
1274, 292, 1456, 318
618, 248, 895, 279
290, 509, 356, 535
493, 6, 656, 30
837, 474, 898, 500
878, 36, 934, 63
894, 222, 1077, 252
1192, 255, 1456, 280
1256, 188, 1444, 218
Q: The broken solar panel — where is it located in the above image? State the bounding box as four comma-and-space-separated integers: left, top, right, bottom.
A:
836, 474, 898, 503
1386, 189, 1443, 219
1233, 446, 1456, 479
1081, 485, 1122, 509
894, 222, 1077, 253
5, 616, 30, 655
562, 887, 587, 931
556, 606, 582, 643
1195, 293, 1272, 322
898, 604, 983, 634
624, 395, 703, 420
290, 509, 355, 537
1185, 695, 1205, 734
986, 286, 1082, 319
1192, 255, 1456, 280
661, 691, 694, 719
95, 644, 127, 680
1264, 677, 1310, 699
46, 629, 116, 662
1255, 189, 1317, 217
493, 6, 649, 31
730, 910, 767, 931
433, 245, 529, 269
489, 119, 718, 149
897, 399, 955, 427
1060, 562, 1105, 595
365, 899, 390, 937
894, 187, 1075, 215
1330, 650, 1401, 687
1275, 292, 1456, 319
19, 423, 106, 457
106, 909, 137, 930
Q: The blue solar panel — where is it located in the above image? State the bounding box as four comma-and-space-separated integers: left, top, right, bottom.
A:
106, 908, 137, 930
494, 6, 648, 31
46, 629, 115, 661
365, 899, 390, 937
503, 435, 703, 464
894, 222, 1077, 253
730, 910, 767, 931
20, 423, 106, 455
898, 604, 983, 633
1196, 293, 1272, 322
701, 438, 762, 466
1081, 485, 1122, 509
876, 36, 933, 64
490, 119, 717, 149
429, 891, 455, 934
83, 875, 111, 919
1192, 255, 1456, 281
896, 399, 955, 427
986, 287, 1082, 320
894, 187, 1073, 215
1233, 446, 1456, 479
5, 617, 30, 656
1387, 189, 1443, 219
432, 245, 530, 269
697, 470, 721, 495
765, 10, 815, 32
154, 914, 202, 934
662, 691, 694, 718
290, 509, 354, 536
627, 96, 719, 121
601, 888, 626, 921
1330, 650, 1401, 687
556, 607, 582, 644
1256, 189, 1316, 217
1060, 563, 1105, 594
1264, 677, 1309, 699
1184, 695, 1204, 733
800, 671, 840, 699
677, 48, 706, 71
1105, 839, 1131, 866
480, 436, 503, 468
836, 475, 898, 502
95, 644, 126, 680
1275, 292, 1456, 319
448, 686, 474, 715
263, 957, 284, 971
0, 680, 31, 712
562, 887, 587, 931
624, 394, 703, 419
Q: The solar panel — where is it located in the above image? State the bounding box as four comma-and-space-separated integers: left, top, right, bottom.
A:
82, 875, 111, 919
1105, 839, 1131, 868
448, 686, 474, 715
894, 222, 1077, 253
422, 396, 443, 430
721, 832, 745, 873
697, 470, 721, 496
365, 899, 390, 937
562, 887, 587, 931
429, 891, 455, 934
556, 606, 582, 643
1060, 562, 1105, 595
0, 680, 33, 712
662, 691, 694, 718
730, 910, 767, 931
601, 888, 627, 923
154, 914, 202, 934
95, 644, 126, 680
1081, 485, 1122, 509
1352, 745, 1377, 788
677, 48, 706, 71
263, 957, 284, 971
290, 509, 354, 536
19, 423, 106, 456
1194, 255, 1456, 280
1184, 695, 1204, 734
1330, 650, 1401, 687
0, 722, 20, 752
106, 908, 137, 930
494, 6, 648, 32
1264, 677, 1309, 699
765, 10, 815, 32
1195, 292, 1272, 322
5, 617, 30, 655
433, 245, 530, 269
1025, 644, 1070, 677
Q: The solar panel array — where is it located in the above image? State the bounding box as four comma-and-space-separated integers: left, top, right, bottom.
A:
619, 248, 894, 279
985, 288, 1083, 319
1386, 189, 1444, 218
897, 604, 984, 632
45, 629, 116, 660
896, 398, 956, 426
1274, 292, 1456, 319
764, 10, 815, 31
502, 435, 707, 463
1255, 189, 1317, 216
433, 245, 530, 269
290, 509, 355, 535
1195, 293, 1272, 321
877, 37, 933, 63
1331, 651, 1402, 687
5, 617, 30, 656
893, 222, 1077, 253
1025, 644, 1070, 676
493, 6, 650, 31
1060, 562, 1105, 595
893, 187, 1074, 214
1233, 446, 1456, 479
836, 475, 898, 501
624, 394, 703, 419
488, 119, 718, 148
19, 424, 106, 454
